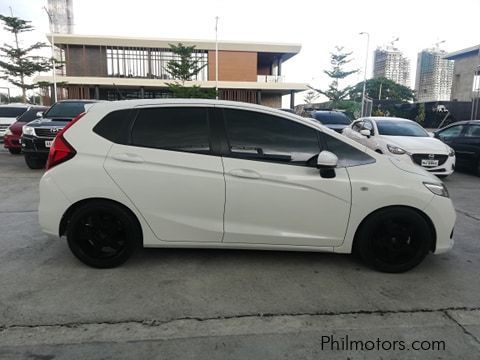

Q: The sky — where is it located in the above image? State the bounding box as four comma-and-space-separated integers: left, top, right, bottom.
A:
0, 0, 479, 105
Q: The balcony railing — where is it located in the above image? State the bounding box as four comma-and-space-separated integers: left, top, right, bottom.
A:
257, 75, 285, 83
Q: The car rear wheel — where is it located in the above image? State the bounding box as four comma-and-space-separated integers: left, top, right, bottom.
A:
8, 148, 21, 155
354, 207, 432, 273
24, 154, 46, 169
66, 200, 141, 268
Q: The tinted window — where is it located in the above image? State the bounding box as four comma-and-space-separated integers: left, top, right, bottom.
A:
0, 107, 27, 117
93, 109, 133, 143
322, 133, 375, 167
464, 125, 480, 137
438, 125, 464, 138
313, 112, 350, 125
45, 102, 92, 118
131, 107, 210, 152
376, 120, 428, 137
17, 107, 48, 123
224, 109, 320, 165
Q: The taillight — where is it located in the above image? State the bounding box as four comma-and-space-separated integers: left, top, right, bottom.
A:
45, 112, 85, 170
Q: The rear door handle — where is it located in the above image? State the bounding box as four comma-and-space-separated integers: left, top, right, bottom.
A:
111, 153, 144, 163
228, 169, 262, 179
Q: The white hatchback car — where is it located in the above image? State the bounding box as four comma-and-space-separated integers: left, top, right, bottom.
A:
39, 100, 456, 272
342, 117, 456, 177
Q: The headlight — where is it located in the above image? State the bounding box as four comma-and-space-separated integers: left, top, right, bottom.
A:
448, 148, 455, 157
424, 182, 449, 198
5, 128, 12, 136
22, 125, 35, 136
387, 144, 407, 155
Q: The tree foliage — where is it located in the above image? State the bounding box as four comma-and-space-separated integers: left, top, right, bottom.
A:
0, 15, 52, 102
303, 90, 319, 104
312, 47, 358, 105
349, 77, 415, 102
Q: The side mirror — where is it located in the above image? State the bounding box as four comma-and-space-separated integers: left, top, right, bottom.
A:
36, 111, 44, 118
360, 129, 371, 137
317, 151, 338, 169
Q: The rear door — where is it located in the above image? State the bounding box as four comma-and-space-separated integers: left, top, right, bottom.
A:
219, 107, 352, 247
104, 105, 225, 243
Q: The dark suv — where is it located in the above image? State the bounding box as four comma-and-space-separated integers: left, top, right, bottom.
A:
21, 100, 98, 169
310, 110, 351, 133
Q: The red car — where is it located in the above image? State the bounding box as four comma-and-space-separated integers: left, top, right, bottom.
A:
3, 106, 49, 154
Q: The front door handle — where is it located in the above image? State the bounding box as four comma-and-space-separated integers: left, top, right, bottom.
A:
111, 153, 144, 163
229, 169, 262, 179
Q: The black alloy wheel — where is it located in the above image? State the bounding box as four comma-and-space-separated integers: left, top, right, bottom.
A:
355, 207, 432, 273
24, 153, 46, 169
67, 201, 141, 268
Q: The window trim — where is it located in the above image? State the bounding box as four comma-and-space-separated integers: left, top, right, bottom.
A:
464, 124, 480, 138
126, 106, 215, 155
218, 107, 323, 168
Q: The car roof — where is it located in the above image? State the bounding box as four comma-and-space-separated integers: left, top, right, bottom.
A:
0, 103, 30, 108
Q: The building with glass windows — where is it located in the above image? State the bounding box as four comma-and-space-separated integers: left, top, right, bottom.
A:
35, 34, 307, 108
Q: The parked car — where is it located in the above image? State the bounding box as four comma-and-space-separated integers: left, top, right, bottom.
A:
39, 100, 455, 273
0, 103, 30, 140
343, 117, 456, 177
3, 106, 49, 154
434, 120, 480, 176
21, 100, 98, 169
309, 110, 351, 133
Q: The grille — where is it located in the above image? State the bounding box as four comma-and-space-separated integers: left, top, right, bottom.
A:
0, 124, 9, 131
34, 128, 61, 138
411, 153, 448, 167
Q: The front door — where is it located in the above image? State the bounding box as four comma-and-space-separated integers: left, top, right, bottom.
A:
220, 108, 351, 247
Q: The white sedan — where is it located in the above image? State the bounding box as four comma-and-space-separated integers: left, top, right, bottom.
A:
342, 117, 456, 177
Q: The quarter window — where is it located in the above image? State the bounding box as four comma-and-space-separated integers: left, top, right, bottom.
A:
464, 125, 480, 137
223, 109, 320, 165
131, 107, 210, 152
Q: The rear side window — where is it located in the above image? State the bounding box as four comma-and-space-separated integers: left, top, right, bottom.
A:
93, 109, 133, 143
223, 109, 320, 165
322, 133, 375, 167
131, 107, 210, 153
465, 125, 480, 137
437, 125, 464, 139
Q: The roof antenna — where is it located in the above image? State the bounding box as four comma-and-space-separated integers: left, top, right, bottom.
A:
113, 83, 125, 100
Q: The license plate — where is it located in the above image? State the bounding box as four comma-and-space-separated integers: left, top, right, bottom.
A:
421, 159, 438, 167
45, 140, 53, 148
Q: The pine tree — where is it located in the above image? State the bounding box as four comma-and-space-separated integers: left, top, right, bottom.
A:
314, 46, 358, 106
0, 15, 52, 103
165, 43, 216, 99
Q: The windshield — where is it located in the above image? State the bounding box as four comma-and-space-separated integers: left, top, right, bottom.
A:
376, 120, 429, 137
17, 107, 48, 122
313, 112, 351, 125
44, 102, 89, 118
0, 107, 27, 118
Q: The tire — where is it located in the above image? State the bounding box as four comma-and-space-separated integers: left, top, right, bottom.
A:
354, 207, 433, 273
24, 154, 46, 169
8, 148, 21, 155
66, 200, 141, 268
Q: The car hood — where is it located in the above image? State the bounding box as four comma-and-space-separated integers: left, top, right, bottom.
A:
380, 135, 449, 153
388, 157, 439, 181
27, 118, 70, 128
9, 121, 26, 135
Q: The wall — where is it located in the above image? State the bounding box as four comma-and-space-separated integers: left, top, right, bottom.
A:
208, 51, 257, 81
260, 93, 282, 108
451, 56, 477, 102
65, 45, 108, 77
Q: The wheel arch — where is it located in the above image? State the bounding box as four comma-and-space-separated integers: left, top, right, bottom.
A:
59, 197, 143, 241
352, 205, 437, 253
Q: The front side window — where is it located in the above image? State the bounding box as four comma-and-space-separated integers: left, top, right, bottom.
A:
464, 125, 480, 137
131, 107, 210, 152
322, 133, 375, 167
352, 121, 364, 132
223, 109, 320, 165
438, 125, 464, 139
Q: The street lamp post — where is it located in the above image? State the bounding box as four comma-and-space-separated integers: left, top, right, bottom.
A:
43, 7, 57, 103
0, 87, 11, 104
359, 32, 370, 117
215, 16, 219, 100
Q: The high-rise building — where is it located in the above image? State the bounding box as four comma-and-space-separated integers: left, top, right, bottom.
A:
373, 47, 411, 87
47, 0, 74, 34
415, 49, 454, 103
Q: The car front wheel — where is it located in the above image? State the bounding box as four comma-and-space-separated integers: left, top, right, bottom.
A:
66, 200, 142, 268
355, 207, 433, 273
